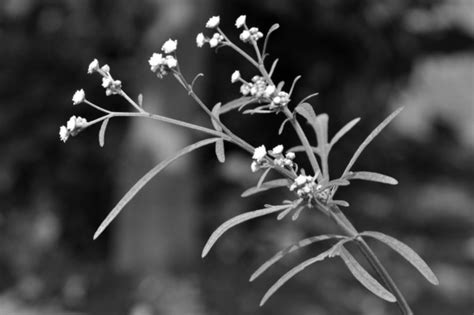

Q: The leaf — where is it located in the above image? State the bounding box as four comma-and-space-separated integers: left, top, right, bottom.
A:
257, 167, 272, 188
323, 179, 350, 189
260, 242, 343, 306
269, 58, 279, 77
342, 107, 404, 176
202, 204, 289, 258
330, 117, 360, 147
278, 118, 290, 135
98, 118, 109, 147
250, 234, 346, 282
295, 102, 318, 125
219, 97, 255, 114
215, 140, 225, 163
211, 102, 222, 131
137, 93, 143, 107
330, 200, 350, 207
241, 178, 291, 197
262, 23, 280, 57
347, 171, 398, 185
295, 92, 319, 107
339, 247, 396, 302
93, 137, 220, 240
289, 75, 301, 96
287, 145, 321, 155
361, 231, 439, 285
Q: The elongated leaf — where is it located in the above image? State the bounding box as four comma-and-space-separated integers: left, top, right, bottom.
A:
330, 200, 350, 207
250, 234, 346, 282
202, 205, 289, 258
330, 117, 360, 147
241, 179, 291, 197
257, 167, 272, 188
211, 103, 225, 163
278, 118, 290, 135
361, 231, 439, 285
93, 138, 219, 240
262, 24, 280, 58
287, 145, 321, 155
296, 92, 319, 107
342, 107, 403, 176
295, 102, 318, 125
137, 93, 143, 107
269, 58, 279, 77
98, 118, 109, 148
339, 247, 396, 302
347, 171, 398, 185
260, 243, 341, 306
219, 97, 255, 114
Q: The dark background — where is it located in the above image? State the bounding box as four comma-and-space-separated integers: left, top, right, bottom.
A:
1, 0, 473, 314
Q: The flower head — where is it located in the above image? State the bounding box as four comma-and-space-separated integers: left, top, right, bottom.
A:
100, 64, 110, 73
162, 39, 177, 54
235, 15, 246, 28
59, 116, 88, 143
252, 145, 267, 161
196, 33, 205, 47
231, 70, 241, 83
59, 126, 68, 142
209, 33, 223, 48
271, 144, 284, 155
148, 52, 176, 78
206, 16, 220, 28
88, 59, 99, 74
72, 89, 85, 105
165, 55, 177, 68
239, 30, 251, 42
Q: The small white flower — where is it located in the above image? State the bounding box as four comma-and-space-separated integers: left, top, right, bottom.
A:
87, 59, 99, 74
162, 39, 178, 53
165, 55, 177, 68
231, 70, 241, 83
206, 16, 220, 28
67, 116, 76, 131
286, 152, 296, 160
252, 145, 267, 161
101, 64, 110, 73
209, 37, 219, 48
271, 144, 284, 155
240, 84, 251, 95
72, 89, 85, 105
250, 161, 259, 172
59, 126, 68, 142
148, 53, 164, 72
196, 33, 205, 47
264, 85, 276, 98
102, 77, 112, 88
235, 15, 246, 28
294, 175, 307, 186
239, 30, 251, 42
75, 116, 87, 128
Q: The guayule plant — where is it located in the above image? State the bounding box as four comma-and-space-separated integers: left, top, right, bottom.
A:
60, 15, 438, 315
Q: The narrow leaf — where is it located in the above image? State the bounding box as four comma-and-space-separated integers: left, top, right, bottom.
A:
250, 234, 346, 282
330, 200, 350, 207
219, 97, 255, 114
260, 245, 337, 306
330, 117, 360, 147
287, 145, 321, 155
269, 58, 279, 77
295, 102, 318, 125
202, 205, 289, 258
211, 102, 222, 131
347, 171, 398, 185
215, 140, 225, 163
137, 93, 143, 107
296, 92, 319, 107
342, 107, 403, 176
98, 118, 109, 148
241, 179, 291, 197
339, 247, 396, 302
93, 138, 219, 240
289, 75, 301, 96
257, 167, 272, 188
361, 231, 439, 285
262, 23, 280, 57
278, 118, 290, 135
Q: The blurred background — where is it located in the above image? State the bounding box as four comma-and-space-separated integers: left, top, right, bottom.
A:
1, 0, 473, 314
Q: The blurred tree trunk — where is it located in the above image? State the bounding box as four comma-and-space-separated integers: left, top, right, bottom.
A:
112, 1, 210, 311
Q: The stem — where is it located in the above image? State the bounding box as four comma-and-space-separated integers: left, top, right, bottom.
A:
323, 204, 413, 315
119, 90, 146, 113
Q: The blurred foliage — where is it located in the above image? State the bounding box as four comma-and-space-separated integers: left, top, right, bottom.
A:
0, 0, 473, 314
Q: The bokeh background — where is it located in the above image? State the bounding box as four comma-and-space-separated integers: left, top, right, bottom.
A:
1, 0, 473, 314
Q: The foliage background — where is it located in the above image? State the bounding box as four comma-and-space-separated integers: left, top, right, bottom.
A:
0, 0, 473, 314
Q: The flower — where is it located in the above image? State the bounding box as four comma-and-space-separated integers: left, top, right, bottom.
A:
206, 16, 220, 28
88, 59, 99, 74
240, 84, 251, 95
252, 145, 267, 161
196, 33, 205, 47
263, 85, 276, 98
271, 144, 284, 155
165, 55, 177, 68
285, 152, 296, 160
231, 70, 240, 83
239, 30, 250, 42
235, 15, 246, 28
289, 174, 317, 198
149, 53, 164, 72
162, 39, 177, 53
59, 116, 88, 143
250, 161, 259, 173
72, 89, 85, 105
102, 77, 112, 88
209, 33, 223, 48
59, 126, 68, 142
101, 64, 110, 73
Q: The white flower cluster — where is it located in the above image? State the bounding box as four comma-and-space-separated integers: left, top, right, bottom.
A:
239, 27, 263, 43
251, 145, 267, 172
236, 75, 291, 110
269, 145, 296, 168
289, 174, 318, 198
87, 59, 122, 95
148, 39, 178, 79
59, 115, 87, 143
196, 16, 224, 48
72, 89, 85, 105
